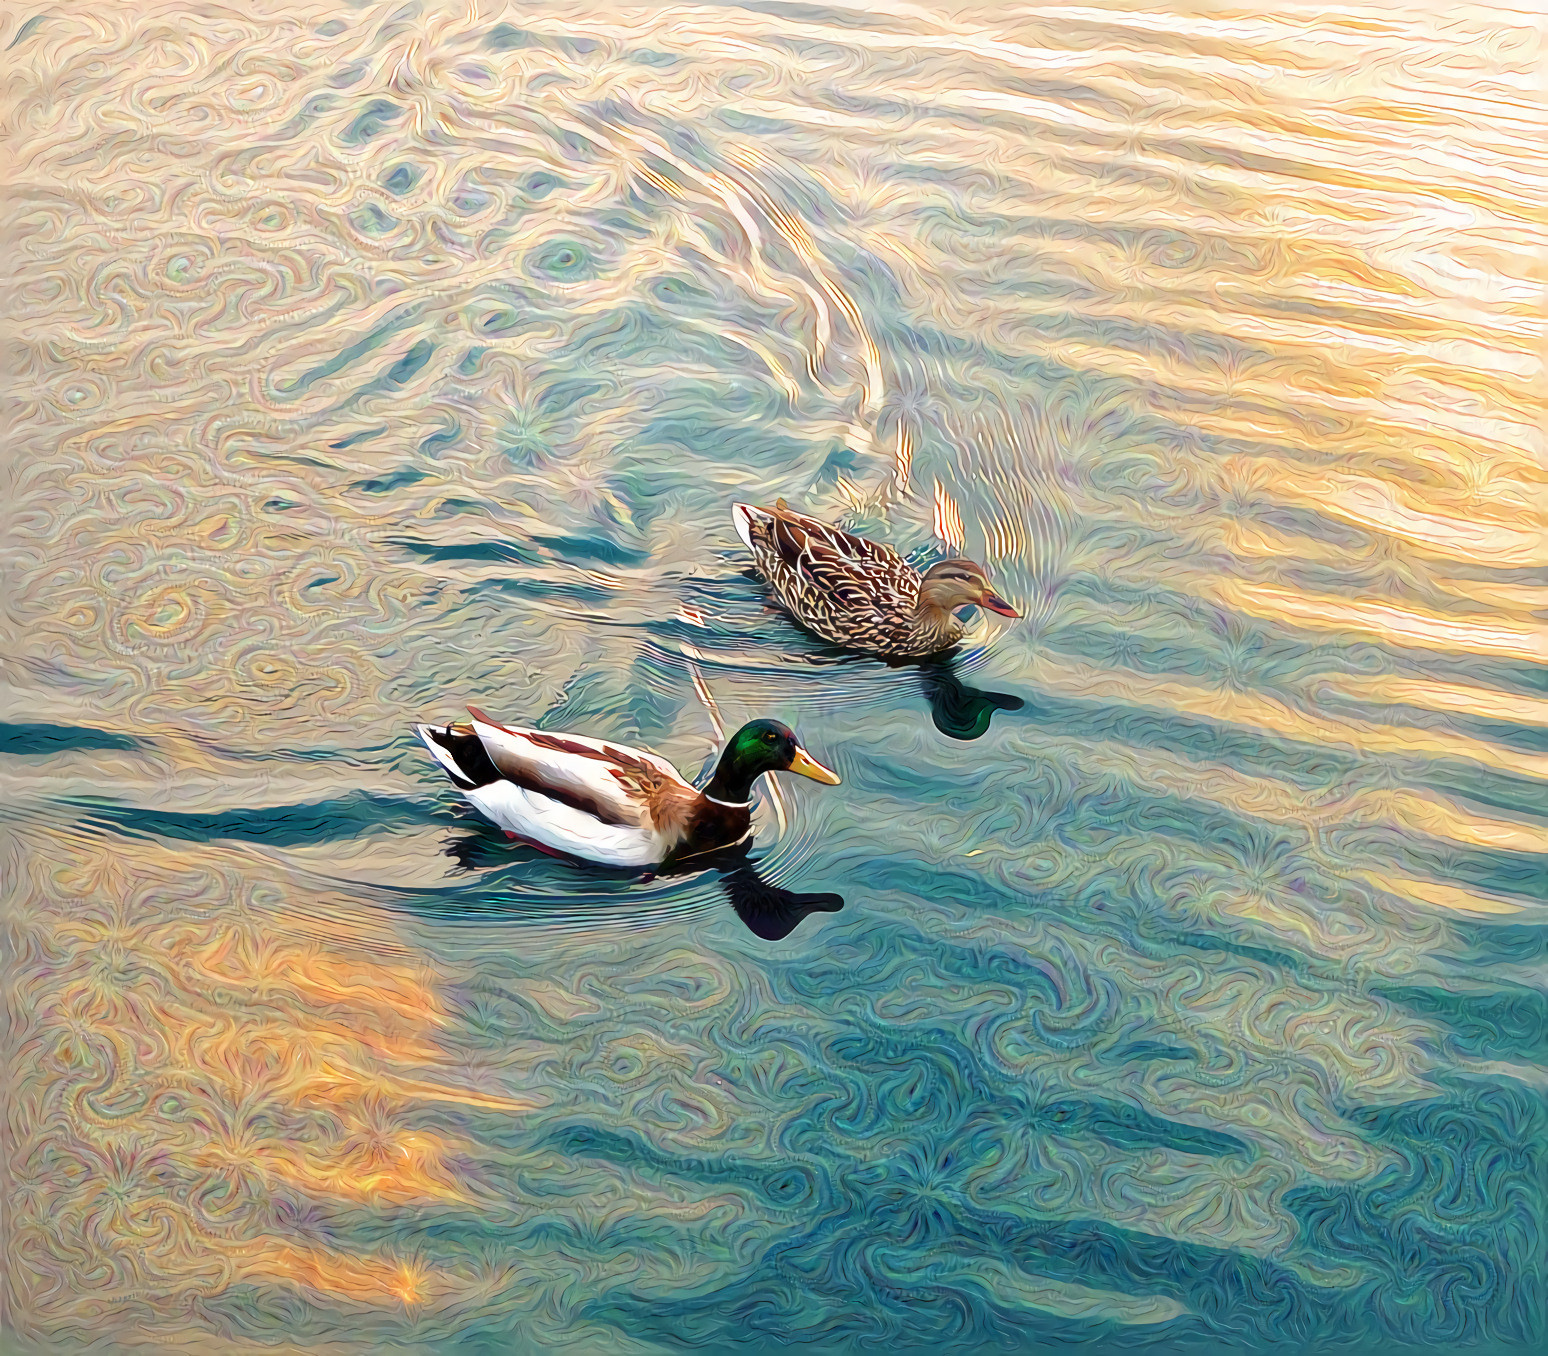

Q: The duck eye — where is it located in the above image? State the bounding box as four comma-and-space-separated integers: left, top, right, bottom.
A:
764, 731, 777, 743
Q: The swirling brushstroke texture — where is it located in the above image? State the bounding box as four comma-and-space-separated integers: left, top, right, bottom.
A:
2, 0, 1542, 1353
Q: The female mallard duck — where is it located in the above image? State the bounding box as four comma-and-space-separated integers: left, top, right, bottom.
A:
732, 499, 1018, 658
415, 708, 840, 869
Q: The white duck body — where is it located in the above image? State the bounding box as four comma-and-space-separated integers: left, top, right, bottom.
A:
415, 709, 704, 868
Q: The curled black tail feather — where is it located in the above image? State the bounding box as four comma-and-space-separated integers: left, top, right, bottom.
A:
423, 725, 504, 790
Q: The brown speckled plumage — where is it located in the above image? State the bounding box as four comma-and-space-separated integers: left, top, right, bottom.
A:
733, 499, 1018, 658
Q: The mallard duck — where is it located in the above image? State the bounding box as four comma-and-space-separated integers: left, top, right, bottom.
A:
732, 499, 1019, 658
415, 708, 840, 869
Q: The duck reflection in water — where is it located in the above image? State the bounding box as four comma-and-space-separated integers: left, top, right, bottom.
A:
908, 654, 1025, 741
442, 831, 844, 941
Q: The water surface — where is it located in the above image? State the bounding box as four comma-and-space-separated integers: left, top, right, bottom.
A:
4, 1, 1543, 1351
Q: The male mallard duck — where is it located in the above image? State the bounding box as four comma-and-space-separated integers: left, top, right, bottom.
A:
732, 499, 1019, 658
415, 708, 840, 869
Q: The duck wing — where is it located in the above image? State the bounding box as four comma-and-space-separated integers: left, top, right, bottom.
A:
464, 708, 693, 830
737, 501, 919, 626
768, 501, 903, 571
462, 781, 670, 869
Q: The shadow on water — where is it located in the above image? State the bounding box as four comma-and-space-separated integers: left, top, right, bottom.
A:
714, 846, 846, 940
437, 825, 844, 941
907, 654, 1025, 741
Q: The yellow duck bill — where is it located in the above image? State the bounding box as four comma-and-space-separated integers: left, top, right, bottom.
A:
789, 745, 842, 785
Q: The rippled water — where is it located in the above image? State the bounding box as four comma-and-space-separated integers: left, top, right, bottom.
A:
4, 1, 1543, 1351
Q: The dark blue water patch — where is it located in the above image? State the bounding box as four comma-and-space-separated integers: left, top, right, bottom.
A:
352, 467, 427, 494
262, 451, 338, 471
464, 575, 619, 606
541, 1122, 827, 1212
816, 791, 1345, 987
278, 303, 417, 395
7, 15, 44, 49
327, 58, 369, 89
417, 421, 460, 456
434, 496, 504, 518
349, 202, 397, 235
1415, 759, 1548, 825
1375, 980, 1548, 1064
340, 98, 402, 145
478, 307, 524, 334
380, 162, 420, 195
527, 238, 600, 282
781, 914, 1061, 1011
626, 47, 679, 68
1035, 1098, 1250, 1159
717, 107, 797, 135
1115, 1040, 1196, 1063
66, 790, 434, 847
1445, 919, 1548, 968
765, 1026, 1018, 1150
328, 426, 386, 450
577, 1280, 1167, 1356
650, 274, 714, 308
845, 750, 1305, 870
595, 1200, 1330, 1353
450, 182, 493, 215
0, 721, 140, 756
815, 444, 861, 484
536, 378, 607, 415
484, 22, 599, 59
391, 537, 538, 567
383, 339, 434, 386
776, 958, 1246, 1158
529, 531, 650, 568
1162, 929, 1310, 978
456, 346, 488, 374
1342, 1080, 1542, 1226
595, 208, 651, 240
1286, 1091, 1540, 1345
270, 93, 335, 141
520, 170, 562, 199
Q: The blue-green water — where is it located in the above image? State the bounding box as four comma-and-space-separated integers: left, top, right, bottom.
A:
4, 1, 1543, 1352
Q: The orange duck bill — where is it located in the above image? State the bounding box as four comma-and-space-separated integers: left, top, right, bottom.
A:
980, 591, 1020, 617
788, 745, 842, 785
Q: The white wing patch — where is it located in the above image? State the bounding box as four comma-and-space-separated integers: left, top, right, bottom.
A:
731, 502, 762, 550
466, 782, 667, 868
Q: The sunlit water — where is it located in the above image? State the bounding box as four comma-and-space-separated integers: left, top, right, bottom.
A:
3, 1, 1543, 1351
